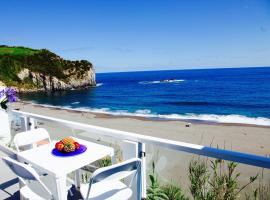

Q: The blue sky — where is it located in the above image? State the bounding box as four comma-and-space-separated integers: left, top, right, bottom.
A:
1, 0, 270, 72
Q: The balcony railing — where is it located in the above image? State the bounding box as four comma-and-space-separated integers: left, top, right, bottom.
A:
1, 109, 270, 199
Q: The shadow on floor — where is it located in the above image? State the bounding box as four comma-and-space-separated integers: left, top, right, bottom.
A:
0, 178, 19, 200
1, 179, 83, 200
3, 189, 83, 200
4, 191, 19, 200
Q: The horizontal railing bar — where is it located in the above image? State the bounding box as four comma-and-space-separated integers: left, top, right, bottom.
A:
12, 110, 270, 169
0, 144, 18, 159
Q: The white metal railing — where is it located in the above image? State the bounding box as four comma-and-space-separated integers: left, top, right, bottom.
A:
10, 110, 270, 199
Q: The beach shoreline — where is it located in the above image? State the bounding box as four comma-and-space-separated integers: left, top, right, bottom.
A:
18, 101, 270, 129
12, 101, 270, 156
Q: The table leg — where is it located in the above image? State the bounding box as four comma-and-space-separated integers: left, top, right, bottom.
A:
52, 175, 67, 200
75, 169, 81, 188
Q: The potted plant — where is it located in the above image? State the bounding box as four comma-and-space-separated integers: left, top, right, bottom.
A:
0, 87, 17, 145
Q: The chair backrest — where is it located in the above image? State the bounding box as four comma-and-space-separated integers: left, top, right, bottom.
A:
13, 128, 51, 152
86, 158, 141, 199
2, 156, 52, 197
2, 156, 40, 180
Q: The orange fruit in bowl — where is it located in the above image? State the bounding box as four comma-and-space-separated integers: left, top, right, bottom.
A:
61, 137, 75, 145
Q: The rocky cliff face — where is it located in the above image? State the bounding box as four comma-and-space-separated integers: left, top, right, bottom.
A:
0, 46, 96, 92
17, 67, 96, 92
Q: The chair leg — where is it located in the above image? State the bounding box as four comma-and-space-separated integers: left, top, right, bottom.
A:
68, 188, 74, 197
18, 177, 27, 188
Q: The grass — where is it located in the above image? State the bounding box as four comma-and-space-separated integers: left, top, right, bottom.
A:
0, 46, 39, 56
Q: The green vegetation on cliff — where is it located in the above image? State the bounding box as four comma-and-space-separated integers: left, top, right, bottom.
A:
0, 45, 93, 88
0, 46, 38, 56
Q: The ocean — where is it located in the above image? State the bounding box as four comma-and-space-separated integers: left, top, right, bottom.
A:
19, 67, 270, 126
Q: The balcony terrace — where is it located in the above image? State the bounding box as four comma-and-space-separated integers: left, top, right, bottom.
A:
0, 110, 270, 200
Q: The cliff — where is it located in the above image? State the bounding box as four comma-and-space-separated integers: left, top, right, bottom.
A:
0, 45, 96, 92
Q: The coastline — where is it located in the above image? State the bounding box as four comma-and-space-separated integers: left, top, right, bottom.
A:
18, 101, 270, 129
16, 84, 98, 93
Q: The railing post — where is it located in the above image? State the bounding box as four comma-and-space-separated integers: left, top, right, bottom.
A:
23, 116, 36, 131
29, 118, 36, 130
24, 116, 30, 131
138, 142, 147, 200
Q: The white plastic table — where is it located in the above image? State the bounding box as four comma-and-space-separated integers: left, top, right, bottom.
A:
17, 137, 114, 200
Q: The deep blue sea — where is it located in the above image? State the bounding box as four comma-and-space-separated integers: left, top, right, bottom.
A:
20, 67, 270, 126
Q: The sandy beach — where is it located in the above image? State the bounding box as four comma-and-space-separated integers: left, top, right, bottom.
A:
11, 101, 270, 196
13, 101, 270, 156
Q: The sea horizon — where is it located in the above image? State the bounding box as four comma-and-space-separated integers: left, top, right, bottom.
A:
96, 65, 270, 74
19, 67, 270, 127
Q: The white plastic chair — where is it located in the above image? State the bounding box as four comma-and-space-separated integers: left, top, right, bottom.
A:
13, 128, 51, 152
80, 158, 141, 200
2, 156, 74, 200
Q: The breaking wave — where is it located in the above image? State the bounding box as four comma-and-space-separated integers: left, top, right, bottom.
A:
27, 102, 270, 126
139, 79, 185, 84
71, 101, 80, 105
164, 101, 269, 109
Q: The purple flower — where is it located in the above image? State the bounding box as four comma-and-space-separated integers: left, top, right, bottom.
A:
5, 88, 16, 96
7, 94, 17, 103
0, 88, 17, 108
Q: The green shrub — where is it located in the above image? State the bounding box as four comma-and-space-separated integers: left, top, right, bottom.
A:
162, 182, 189, 200
147, 161, 190, 200
147, 162, 169, 200
188, 159, 258, 200
189, 159, 209, 199
245, 169, 270, 200
97, 156, 112, 167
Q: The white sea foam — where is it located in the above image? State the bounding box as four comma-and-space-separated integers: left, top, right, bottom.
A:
135, 109, 152, 114
24, 102, 270, 126
93, 110, 270, 126
139, 79, 185, 84
87, 110, 270, 126
96, 83, 103, 87
71, 101, 80, 105
155, 113, 270, 126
